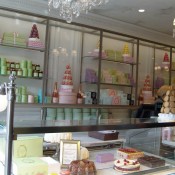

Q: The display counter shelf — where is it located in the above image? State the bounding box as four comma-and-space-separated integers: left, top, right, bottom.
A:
89, 148, 174, 175
1, 118, 175, 135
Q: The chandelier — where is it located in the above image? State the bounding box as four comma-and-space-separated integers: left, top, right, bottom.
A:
48, 0, 109, 23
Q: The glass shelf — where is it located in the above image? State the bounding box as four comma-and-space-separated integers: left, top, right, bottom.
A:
82, 56, 99, 60
42, 104, 138, 109
15, 103, 42, 108
100, 82, 133, 87
101, 58, 137, 65
14, 103, 138, 109
81, 81, 98, 85
0, 43, 45, 52
0, 74, 43, 80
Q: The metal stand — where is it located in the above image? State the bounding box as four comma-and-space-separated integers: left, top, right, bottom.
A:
4, 75, 16, 175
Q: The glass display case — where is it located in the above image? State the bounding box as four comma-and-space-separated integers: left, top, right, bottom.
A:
1, 118, 175, 174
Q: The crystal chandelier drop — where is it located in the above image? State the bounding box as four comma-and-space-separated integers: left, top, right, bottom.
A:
48, 0, 109, 23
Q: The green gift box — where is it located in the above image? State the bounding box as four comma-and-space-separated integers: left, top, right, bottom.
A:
12, 157, 48, 175
64, 113, 73, 120
13, 136, 43, 158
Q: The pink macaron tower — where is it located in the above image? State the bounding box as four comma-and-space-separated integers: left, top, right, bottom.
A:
59, 64, 76, 104
162, 52, 170, 70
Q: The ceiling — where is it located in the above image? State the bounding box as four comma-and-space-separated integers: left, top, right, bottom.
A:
1, 0, 175, 37
89, 0, 175, 36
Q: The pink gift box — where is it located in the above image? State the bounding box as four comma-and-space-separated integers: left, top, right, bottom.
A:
59, 92, 77, 104
96, 153, 114, 163
28, 40, 44, 48
123, 56, 134, 63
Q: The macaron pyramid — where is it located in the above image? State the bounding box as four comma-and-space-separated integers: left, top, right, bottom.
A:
29, 24, 39, 39
143, 75, 152, 91
162, 53, 170, 63
122, 44, 130, 56
62, 64, 73, 85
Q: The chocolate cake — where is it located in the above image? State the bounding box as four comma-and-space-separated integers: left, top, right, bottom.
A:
137, 155, 165, 168
88, 130, 119, 141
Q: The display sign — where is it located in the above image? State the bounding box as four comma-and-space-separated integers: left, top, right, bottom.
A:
60, 139, 80, 168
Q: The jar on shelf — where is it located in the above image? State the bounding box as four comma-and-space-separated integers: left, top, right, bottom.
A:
32, 64, 36, 70
35, 64, 40, 71
7, 68, 11, 75
10, 62, 15, 68
17, 68, 23, 76
33, 70, 39, 78
6, 61, 10, 68
38, 71, 43, 78
15, 62, 20, 69
11, 68, 16, 76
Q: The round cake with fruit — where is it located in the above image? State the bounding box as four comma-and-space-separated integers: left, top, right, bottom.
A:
114, 159, 140, 173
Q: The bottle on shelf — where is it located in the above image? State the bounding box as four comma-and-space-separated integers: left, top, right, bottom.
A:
52, 82, 59, 103
77, 88, 83, 104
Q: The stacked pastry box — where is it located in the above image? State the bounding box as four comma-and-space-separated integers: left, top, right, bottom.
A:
0, 136, 60, 175
100, 89, 134, 105
101, 69, 134, 85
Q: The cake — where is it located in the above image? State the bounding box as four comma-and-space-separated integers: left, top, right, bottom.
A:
88, 130, 119, 141
137, 155, 165, 168
117, 148, 144, 160
158, 87, 175, 122
28, 24, 44, 48
113, 159, 140, 173
68, 159, 96, 175
44, 132, 72, 143
59, 65, 76, 104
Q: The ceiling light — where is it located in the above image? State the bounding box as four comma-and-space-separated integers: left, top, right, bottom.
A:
138, 9, 145, 13
48, 0, 109, 23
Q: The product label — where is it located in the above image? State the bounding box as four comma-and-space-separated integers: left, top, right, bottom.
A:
52, 97, 58, 103
77, 98, 83, 104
